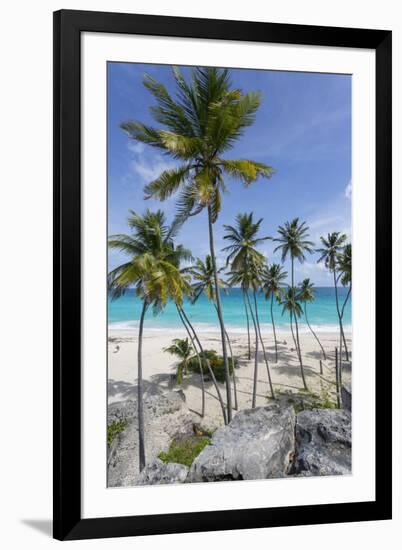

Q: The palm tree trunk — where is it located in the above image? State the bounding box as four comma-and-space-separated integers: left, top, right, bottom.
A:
207, 205, 232, 422
176, 305, 205, 418
178, 305, 227, 425
245, 288, 259, 408
243, 289, 251, 360
294, 313, 308, 391
290, 313, 298, 351
225, 326, 238, 410
340, 283, 351, 361
289, 313, 303, 380
213, 303, 238, 410
340, 324, 348, 361
304, 302, 327, 360
333, 270, 343, 371
341, 283, 352, 319
253, 289, 275, 399
137, 300, 148, 472
289, 256, 298, 352
291, 257, 294, 288
270, 294, 278, 363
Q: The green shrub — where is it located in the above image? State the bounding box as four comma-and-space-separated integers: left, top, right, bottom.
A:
186, 349, 236, 383
158, 437, 210, 467
107, 419, 128, 447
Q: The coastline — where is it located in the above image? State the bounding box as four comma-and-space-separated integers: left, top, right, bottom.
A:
108, 327, 352, 429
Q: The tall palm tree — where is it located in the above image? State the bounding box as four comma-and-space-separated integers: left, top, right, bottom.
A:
121, 67, 274, 422
228, 256, 275, 403
316, 232, 348, 363
274, 218, 314, 352
188, 256, 239, 410
223, 213, 275, 399
274, 219, 314, 288
223, 212, 269, 364
223, 212, 269, 272
337, 243, 352, 361
108, 210, 190, 472
163, 337, 193, 384
261, 263, 288, 362
227, 268, 260, 407
176, 304, 227, 424
298, 278, 327, 360
281, 287, 308, 390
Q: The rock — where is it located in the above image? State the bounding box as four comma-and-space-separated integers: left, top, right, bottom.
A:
136, 458, 189, 485
187, 405, 295, 482
341, 384, 352, 411
108, 389, 186, 424
291, 409, 351, 476
108, 389, 194, 487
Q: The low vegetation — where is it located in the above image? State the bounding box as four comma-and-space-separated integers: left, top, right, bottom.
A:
158, 436, 210, 467
187, 349, 236, 383
271, 385, 337, 414
107, 419, 128, 447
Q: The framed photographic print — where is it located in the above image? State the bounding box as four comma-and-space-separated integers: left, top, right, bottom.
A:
53, 9, 392, 541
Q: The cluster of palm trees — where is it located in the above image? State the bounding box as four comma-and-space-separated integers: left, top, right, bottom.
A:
108, 66, 352, 472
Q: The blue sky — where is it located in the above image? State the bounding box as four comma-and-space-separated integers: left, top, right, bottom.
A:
108, 63, 351, 285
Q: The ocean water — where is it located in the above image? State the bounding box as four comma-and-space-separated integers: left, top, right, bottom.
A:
108, 287, 351, 334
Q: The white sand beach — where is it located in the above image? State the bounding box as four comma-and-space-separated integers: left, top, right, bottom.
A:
108, 328, 352, 430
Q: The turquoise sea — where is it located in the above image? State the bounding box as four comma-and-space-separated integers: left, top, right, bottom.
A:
108, 287, 351, 333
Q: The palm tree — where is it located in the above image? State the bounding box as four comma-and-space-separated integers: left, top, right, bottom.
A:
223, 212, 269, 362
227, 268, 260, 407
274, 219, 314, 288
252, 272, 276, 400
108, 210, 190, 471
223, 213, 269, 271
176, 304, 227, 424
228, 256, 275, 403
188, 255, 238, 410
223, 213, 275, 399
121, 67, 274, 422
316, 232, 348, 363
261, 263, 288, 362
298, 278, 327, 360
337, 243, 352, 361
274, 218, 314, 355
163, 338, 193, 384
281, 287, 308, 390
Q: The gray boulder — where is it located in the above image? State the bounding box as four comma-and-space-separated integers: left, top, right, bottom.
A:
291, 408, 351, 476
108, 388, 187, 424
136, 458, 189, 485
108, 389, 194, 487
188, 405, 295, 482
341, 384, 352, 412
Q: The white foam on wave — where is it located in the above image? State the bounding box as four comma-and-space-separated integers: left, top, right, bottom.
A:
108, 319, 351, 335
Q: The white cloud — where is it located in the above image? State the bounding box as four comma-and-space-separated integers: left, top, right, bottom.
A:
127, 141, 145, 155
126, 141, 176, 184
294, 260, 331, 285
131, 157, 174, 182
345, 179, 352, 200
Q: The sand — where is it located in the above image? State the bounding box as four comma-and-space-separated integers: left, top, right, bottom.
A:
108, 327, 352, 430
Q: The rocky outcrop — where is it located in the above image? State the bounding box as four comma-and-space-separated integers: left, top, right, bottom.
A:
108, 389, 194, 487
187, 405, 295, 482
291, 408, 351, 476
341, 384, 352, 412
136, 458, 189, 485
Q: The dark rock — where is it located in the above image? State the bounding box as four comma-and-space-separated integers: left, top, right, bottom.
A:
188, 405, 295, 482
341, 384, 352, 411
291, 409, 351, 476
136, 459, 189, 485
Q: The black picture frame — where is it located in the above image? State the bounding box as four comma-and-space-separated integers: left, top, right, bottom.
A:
53, 9, 392, 541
